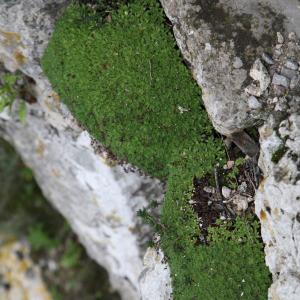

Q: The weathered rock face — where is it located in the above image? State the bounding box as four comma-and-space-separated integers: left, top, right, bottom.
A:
255, 93, 300, 299
139, 248, 173, 300
0, 1, 172, 299
256, 113, 300, 300
160, 0, 300, 136
251, 30, 300, 300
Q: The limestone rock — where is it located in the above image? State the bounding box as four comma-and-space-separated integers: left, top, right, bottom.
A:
249, 58, 271, 93
256, 113, 300, 300
160, 0, 300, 135
0, 1, 170, 299
248, 96, 262, 110
139, 248, 172, 300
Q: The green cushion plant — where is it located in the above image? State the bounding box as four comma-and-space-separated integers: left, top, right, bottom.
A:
42, 0, 271, 298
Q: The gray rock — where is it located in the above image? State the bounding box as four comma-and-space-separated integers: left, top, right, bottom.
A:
280, 66, 298, 79
262, 53, 275, 65
160, 0, 300, 136
272, 73, 290, 88
139, 248, 172, 300
249, 58, 271, 92
277, 32, 284, 44
232, 194, 249, 212
248, 96, 262, 109
290, 76, 300, 89
233, 57, 243, 69
0, 1, 169, 300
273, 84, 287, 96
221, 186, 232, 199
245, 83, 264, 97
285, 59, 299, 70
288, 32, 297, 41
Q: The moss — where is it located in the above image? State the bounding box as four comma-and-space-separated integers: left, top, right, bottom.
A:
42, 1, 270, 299
271, 144, 288, 164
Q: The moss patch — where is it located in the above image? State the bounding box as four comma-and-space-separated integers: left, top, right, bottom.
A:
42, 0, 271, 299
272, 144, 288, 164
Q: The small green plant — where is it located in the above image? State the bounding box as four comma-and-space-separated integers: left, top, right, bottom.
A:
137, 207, 165, 232
51, 287, 63, 300
28, 224, 59, 251
60, 240, 82, 269
225, 157, 245, 189
0, 73, 18, 112
0, 73, 27, 122
271, 144, 288, 164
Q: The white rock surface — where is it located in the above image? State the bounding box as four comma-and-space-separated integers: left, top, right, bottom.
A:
256, 113, 300, 300
0, 1, 172, 299
139, 248, 172, 300
249, 59, 271, 93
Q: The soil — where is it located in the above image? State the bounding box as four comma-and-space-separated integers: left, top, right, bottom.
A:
191, 143, 261, 245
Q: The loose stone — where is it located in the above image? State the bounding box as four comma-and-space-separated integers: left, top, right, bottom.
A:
245, 83, 263, 97
222, 186, 232, 199
275, 98, 288, 111
233, 57, 243, 69
280, 66, 298, 79
285, 59, 299, 70
273, 49, 283, 59
262, 53, 274, 65
249, 58, 271, 92
232, 195, 249, 212
290, 76, 300, 89
277, 32, 284, 44
272, 73, 290, 88
248, 96, 262, 109
288, 32, 297, 41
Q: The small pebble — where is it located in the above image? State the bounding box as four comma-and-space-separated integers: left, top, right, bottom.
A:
290, 76, 300, 89
273, 49, 283, 59
288, 32, 297, 41
277, 32, 284, 44
248, 96, 262, 110
272, 73, 290, 88
285, 59, 299, 71
232, 195, 249, 211
267, 97, 278, 105
273, 84, 286, 96
222, 186, 232, 199
238, 182, 247, 193
261, 53, 274, 65
280, 66, 297, 79
205, 43, 212, 51
245, 83, 263, 97
226, 160, 235, 169
275, 100, 288, 111
233, 57, 243, 69
203, 186, 215, 194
